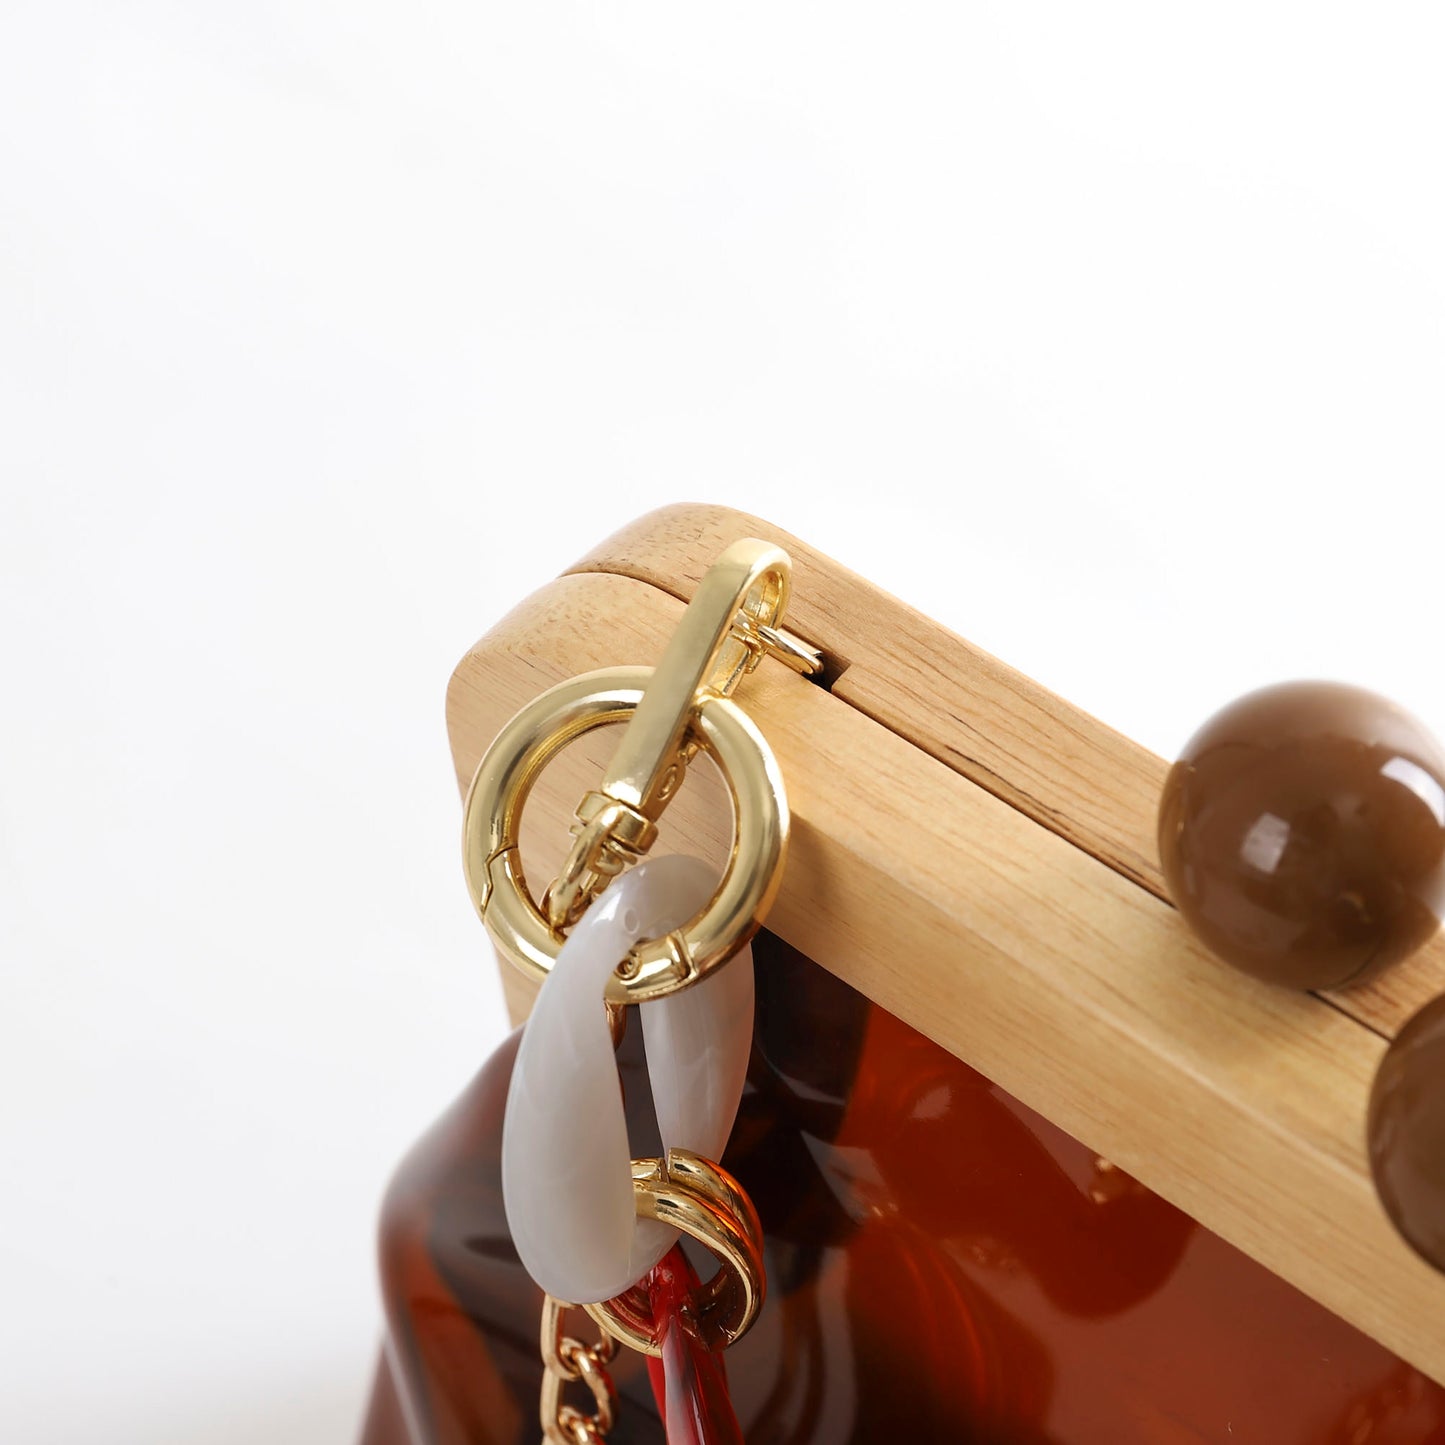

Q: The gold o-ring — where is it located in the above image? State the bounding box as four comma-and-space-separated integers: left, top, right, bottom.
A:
583, 1149, 766, 1356
461, 666, 787, 1003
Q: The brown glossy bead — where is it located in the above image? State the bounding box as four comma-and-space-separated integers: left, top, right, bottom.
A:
1158, 681, 1445, 990
1369, 993, 1445, 1273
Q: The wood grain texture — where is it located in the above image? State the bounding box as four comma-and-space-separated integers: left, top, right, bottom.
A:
568, 503, 1445, 1040
447, 567, 1445, 1384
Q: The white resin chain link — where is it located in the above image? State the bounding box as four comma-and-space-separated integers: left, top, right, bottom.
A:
501, 854, 755, 1304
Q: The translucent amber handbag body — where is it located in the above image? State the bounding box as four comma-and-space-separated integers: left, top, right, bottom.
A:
363, 932, 1445, 1445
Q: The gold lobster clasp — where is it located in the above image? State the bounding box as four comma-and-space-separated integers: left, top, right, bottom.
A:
461, 538, 820, 1003
544, 541, 819, 930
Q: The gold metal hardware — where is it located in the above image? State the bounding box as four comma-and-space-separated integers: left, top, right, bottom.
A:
539, 1297, 619, 1445
462, 538, 816, 1002
544, 539, 818, 929
583, 1148, 766, 1357
477, 541, 790, 1436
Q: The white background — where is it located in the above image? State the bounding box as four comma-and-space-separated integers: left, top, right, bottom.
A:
4, 5, 1445, 1441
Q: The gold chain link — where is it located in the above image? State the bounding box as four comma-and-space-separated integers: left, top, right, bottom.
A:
540, 1296, 619, 1445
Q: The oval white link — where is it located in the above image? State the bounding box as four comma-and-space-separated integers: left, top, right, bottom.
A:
501, 854, 755, 1304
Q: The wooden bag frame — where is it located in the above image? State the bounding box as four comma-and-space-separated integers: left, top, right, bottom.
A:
445, 502, 1445, 1384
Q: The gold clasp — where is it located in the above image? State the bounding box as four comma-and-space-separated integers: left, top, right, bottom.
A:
461, 538, 819, 1003
583, 1148, 766, 1356
544, 540, 820, 930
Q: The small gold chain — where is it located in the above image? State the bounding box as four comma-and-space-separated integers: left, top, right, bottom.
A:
539, 1296, 619, 1445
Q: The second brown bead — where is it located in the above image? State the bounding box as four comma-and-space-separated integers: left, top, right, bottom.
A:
1158, 681, 1445, 991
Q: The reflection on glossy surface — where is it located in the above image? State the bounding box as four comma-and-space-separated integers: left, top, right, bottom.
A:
1158, 681, 1445, 990
1370, 992, 1445, 1274
365, 933, 1445, 1443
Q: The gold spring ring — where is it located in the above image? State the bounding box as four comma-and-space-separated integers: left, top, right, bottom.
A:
583, 1149, 766, 1356
461, 665, 788, 1003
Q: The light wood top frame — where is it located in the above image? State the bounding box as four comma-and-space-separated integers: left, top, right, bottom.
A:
446, 503, 1445, 1384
